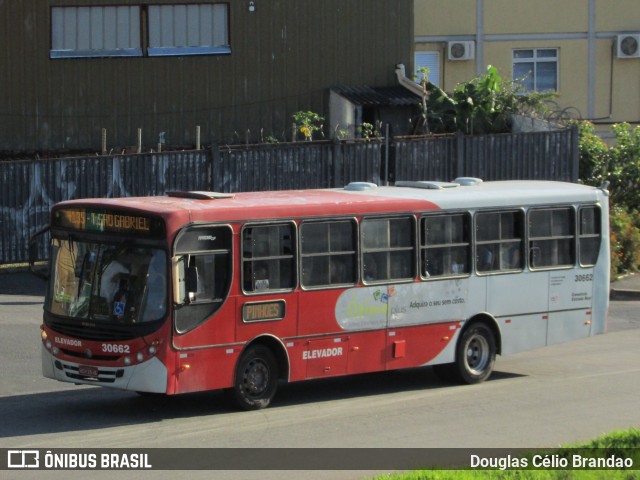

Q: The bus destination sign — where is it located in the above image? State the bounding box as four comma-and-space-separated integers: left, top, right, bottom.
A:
242, 300, 286, 323
54, 208, 162, 236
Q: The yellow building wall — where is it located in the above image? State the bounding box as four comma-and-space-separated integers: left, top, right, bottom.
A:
415, 0, 476, 36
596, 0, 640, 31
414, 0, 640, 133
484, 0, 587, 34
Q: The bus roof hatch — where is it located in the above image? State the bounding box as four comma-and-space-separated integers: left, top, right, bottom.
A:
166, 191, 235, 200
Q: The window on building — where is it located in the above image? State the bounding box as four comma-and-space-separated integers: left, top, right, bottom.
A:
50, 4, 230, 59
513, 48, 558, 92
242, 223, 296, 293
415, 52, 440, 87
476, 211, 524, 273
51, 6, 142, 58
147, 4, 230, 56
421, 213, 471, 278
529, 207, 575, 269
361, 217, 415, 283
300, 220, 357, 288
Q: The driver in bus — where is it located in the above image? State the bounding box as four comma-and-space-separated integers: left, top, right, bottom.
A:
112, 277, 130, 322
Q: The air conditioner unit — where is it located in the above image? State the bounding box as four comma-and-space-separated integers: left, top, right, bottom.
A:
616, 34, 640, 58
447, 41, 475, 61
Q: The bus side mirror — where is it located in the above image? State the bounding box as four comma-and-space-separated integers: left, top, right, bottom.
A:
172, 256, 186, 305
172, 255, 199, 305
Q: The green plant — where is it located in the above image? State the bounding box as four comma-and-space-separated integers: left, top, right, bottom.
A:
609, 206, 640, 277
358, 122, 380, 141
572, 120, 610, 186
292, 111, 324, 141
575, 121, 640, 209
419, 66, 555, 135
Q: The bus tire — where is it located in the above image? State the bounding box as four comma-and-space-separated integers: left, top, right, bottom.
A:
233, 345, 278, 410
454, 323, 496, 384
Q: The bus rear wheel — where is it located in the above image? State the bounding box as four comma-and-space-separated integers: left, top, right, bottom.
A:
233, 345, 278, 410
455, 323, 496, 384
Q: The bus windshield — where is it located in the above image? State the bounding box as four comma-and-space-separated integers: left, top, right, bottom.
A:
46, 238, 167, 324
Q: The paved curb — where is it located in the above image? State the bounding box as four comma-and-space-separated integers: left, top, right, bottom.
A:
609, 273, 640, 301
609, 288, 640, 301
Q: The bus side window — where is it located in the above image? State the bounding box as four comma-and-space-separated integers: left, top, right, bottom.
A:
362, 216, 415, 283
475, 211, 524, 273
173, 225, 233, 334
529, 207, 575, 269
300, 220, 357, 289
579, 206, 601, 266
421, 213, 471, 278
242, 223, 296, 293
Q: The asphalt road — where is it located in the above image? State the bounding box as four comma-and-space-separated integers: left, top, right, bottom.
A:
1, 271, 639, 480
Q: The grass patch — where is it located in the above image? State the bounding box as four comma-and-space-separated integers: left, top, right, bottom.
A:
373, 428, 640, 480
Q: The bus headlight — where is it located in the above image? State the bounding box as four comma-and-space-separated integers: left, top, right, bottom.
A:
148, 345, 157, 356
45, 340, 52, 350
123, 356, 132, 366
52, 346, 59, 355
136, 353, 144, 363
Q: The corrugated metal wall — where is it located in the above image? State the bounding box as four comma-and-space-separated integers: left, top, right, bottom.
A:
0, 127, 578, 265
212, 142, 382, 192
0, 0, 413, 152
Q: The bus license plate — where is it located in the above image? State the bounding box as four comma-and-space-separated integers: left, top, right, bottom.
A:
79, 365, 99, 377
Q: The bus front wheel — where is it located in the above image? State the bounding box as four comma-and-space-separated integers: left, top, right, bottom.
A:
233, 345, 278, 410
455, 323, 496, 384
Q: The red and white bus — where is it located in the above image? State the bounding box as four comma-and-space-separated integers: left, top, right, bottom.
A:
36, 178, 610, 409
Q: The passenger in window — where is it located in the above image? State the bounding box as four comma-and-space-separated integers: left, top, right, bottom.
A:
507, 245, 522, 269
253, 262, 269, 291
477, 245, 495, 271
451, 255, 466, 274
364, 259, 378, 282
424, 255, 443, 277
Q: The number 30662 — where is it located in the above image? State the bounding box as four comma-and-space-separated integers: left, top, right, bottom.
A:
101, 343, 130, 354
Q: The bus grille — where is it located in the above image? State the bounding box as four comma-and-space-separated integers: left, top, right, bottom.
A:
56, 361, 124, 384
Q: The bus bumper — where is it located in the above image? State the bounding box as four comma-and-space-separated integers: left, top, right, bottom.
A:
42, 345, 168, 393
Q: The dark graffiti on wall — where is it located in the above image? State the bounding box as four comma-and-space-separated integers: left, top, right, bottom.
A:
0, 152, 210, 264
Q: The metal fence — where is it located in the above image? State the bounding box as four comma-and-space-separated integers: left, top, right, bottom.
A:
0, 126, 578, 265
393, 127, 579, 183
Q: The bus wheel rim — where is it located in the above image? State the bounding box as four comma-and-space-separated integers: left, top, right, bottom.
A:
243, 359, 269, 396
466, 334, 490, 374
